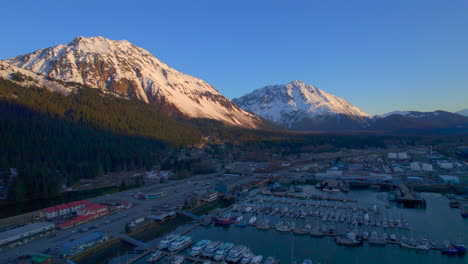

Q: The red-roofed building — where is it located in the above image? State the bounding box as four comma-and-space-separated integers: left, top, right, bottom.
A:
66, 200, 88, 213
77, 204, 108, 217
44, 207, 59, 219
55, 204, 70, 216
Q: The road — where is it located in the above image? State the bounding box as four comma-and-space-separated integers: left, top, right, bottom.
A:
0, 171, 258, 263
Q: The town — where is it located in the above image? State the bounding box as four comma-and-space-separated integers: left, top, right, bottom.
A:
0, 144, 466, 264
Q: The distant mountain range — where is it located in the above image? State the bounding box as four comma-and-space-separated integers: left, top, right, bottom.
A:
234, 81, 468, 133
1, 36, 467, 134
457, 109, 468, 117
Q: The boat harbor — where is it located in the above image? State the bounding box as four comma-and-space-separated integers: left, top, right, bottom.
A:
112, 185, 466, 264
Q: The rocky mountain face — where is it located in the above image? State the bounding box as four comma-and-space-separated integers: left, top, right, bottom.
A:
3, 36, 266, 128
233, 80, 371, 131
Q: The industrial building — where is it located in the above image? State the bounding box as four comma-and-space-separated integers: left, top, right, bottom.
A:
0, 222, 55, 249
201, 191, 218, 203
61, 231, 108, 257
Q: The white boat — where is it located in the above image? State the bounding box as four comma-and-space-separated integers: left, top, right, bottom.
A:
400, 239, 430, 250
214, 242, 234, 261
146, 251, 163, 263
336, 232, 362, 246
189, 240, 210, 256
203, 241, 223, 258
240, 249, 253, 264
248, 216, 257, 225
158, 234, 180, 249
169, 236, 192, 252
170, 255, 184, 264
226, 245, 248, 263
251, 255, 263, 264
276, 221, 290, 232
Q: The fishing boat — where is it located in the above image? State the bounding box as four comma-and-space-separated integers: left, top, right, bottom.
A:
309, 227, 323, 237
213, 242, 234, 261
276, 221, 290, 232
336, 232, 362, 246
441, 241, 458, 255
293, 225, 308, 235
214, 217, 231, 226
368, 231, 387, 246
400, 239, 430, 250
251, 255, 264, 264
240, 249, 254, 264
170, 255, 184, 264
264, 256, 277, 264
203, 241, 223, 258
168, 236, 192, 252
256, 219, 270, 230
454, 243, 466, 255
146, 251, 163, 263
226, 245, 248, 263
302, 260, 313, 264
189, 240, 210, 256
158, 234, 180, 249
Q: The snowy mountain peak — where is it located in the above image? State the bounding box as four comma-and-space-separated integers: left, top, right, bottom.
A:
3, 36, 265, 128
233, 81, 370, 130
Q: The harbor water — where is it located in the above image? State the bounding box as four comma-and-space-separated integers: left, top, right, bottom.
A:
107, 188, 467, 264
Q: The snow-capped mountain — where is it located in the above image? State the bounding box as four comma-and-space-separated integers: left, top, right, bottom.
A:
233, 80, 370, 130
3, 36, 265, 128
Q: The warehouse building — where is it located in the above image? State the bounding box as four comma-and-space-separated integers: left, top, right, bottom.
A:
0, 222, 54, 249
61, 231, 108, 257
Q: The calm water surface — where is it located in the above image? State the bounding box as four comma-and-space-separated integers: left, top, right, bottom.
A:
109, 188, 467, 264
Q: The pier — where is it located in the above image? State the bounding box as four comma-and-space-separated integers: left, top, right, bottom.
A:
396, 184, 426, 208
261, 191, 357, 203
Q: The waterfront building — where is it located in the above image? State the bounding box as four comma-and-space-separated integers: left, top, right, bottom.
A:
0, 222, 55, 249
61, 231, 108, 257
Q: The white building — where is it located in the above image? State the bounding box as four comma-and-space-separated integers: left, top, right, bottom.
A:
201, 191, 218, 203
387, 153, 397, 159
421, 163, 433, 172
439, 162, 453, 169
397, 153, 408, 159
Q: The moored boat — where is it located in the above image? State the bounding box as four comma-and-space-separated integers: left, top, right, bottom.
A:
336, 232, 362, 246
158, 234, 180, 249
213, 242, 234, 261
400, 239, 430, 250
170, 255, 184, 264
251, 255, 263, 264
168, 236, 192, 252
240, 249, 253, 264
264, 256, 277, 264
146, 251, 163, 263
189, 240, 210, 256
203, 241, 223, 258
226, 245, 248, 263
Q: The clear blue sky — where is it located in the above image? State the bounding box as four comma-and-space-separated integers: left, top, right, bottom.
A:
1, 0, 467, 115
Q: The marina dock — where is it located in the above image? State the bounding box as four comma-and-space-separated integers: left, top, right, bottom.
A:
396, 184, 426, 208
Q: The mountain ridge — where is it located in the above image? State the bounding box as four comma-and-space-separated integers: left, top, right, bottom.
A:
3, 36, 266, 129
233, 80, 370, 131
